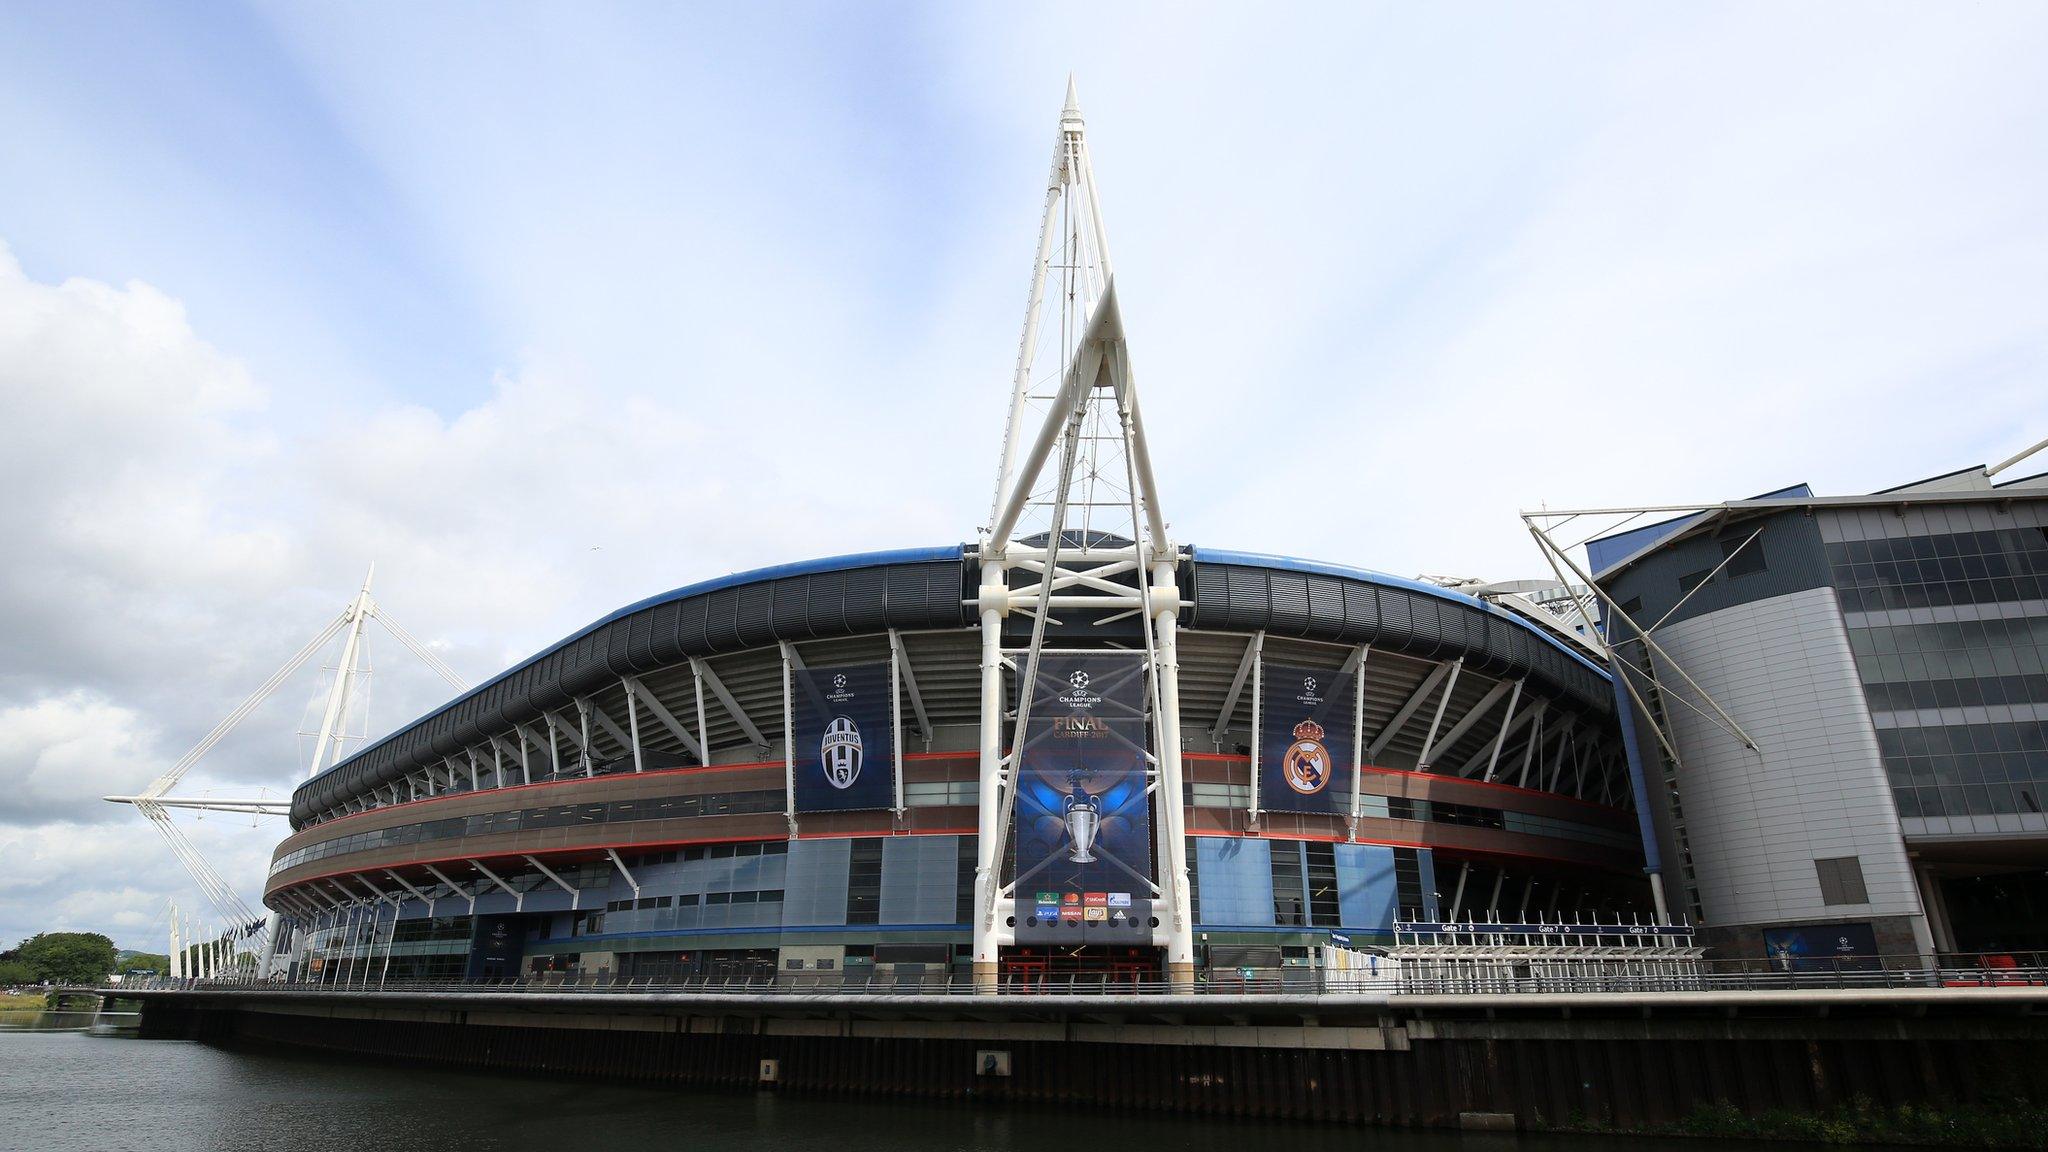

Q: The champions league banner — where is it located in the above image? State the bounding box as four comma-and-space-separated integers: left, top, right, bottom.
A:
1013, 653, 1154, 943
1258, 664, 1357, 815
790, 661, 895, 813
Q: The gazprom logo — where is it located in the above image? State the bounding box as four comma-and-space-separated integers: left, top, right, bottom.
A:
821, 715, 863, 788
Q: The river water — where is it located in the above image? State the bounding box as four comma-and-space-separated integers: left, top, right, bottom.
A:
0, 1010, 1833, 1152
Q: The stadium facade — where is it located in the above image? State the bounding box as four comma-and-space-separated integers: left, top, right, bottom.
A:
265, 545, 1647, 985
1583, 463, 2048, 964
260, 86, 1657, 988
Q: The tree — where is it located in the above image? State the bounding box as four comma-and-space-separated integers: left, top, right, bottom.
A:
121, 953, 171, 976
0, 959, 37, 986
8, 933, 119, 985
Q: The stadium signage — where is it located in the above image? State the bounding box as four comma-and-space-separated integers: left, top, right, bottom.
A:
1014, 653, 1153, 943
1258, 663, 1356, 814
790, 661, 894, 813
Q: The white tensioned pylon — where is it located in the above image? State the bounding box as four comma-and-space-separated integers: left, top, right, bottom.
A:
972, 77, 1196, 989
104, 566, 469, 954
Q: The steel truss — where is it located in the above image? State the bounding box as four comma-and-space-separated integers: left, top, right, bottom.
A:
970, 78, 1196, 989
1522, 503, 1770, 925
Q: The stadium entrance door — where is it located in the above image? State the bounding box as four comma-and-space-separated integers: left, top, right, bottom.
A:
999, 945, 1162, 990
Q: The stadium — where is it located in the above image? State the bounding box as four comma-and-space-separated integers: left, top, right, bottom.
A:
258, 85, 1656, 990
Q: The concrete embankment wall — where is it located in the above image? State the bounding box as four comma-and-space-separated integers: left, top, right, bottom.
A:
136, 993, 2048, 1131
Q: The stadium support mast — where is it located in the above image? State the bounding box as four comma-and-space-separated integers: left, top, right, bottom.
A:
106, 565, 470, 965
973, 77, 1195, 991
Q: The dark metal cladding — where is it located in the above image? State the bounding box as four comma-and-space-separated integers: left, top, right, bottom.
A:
1183, 550, 1612, 716
289, 544, 1611, 828
288, 548, 974, 827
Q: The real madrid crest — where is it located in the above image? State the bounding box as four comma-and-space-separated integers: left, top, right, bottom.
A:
1281, 718, 1332, 795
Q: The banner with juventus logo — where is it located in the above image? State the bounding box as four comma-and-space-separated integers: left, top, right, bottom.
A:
1013, 653, 1155, 943
1258, 664, 1356, 815
790, 661, 895, 813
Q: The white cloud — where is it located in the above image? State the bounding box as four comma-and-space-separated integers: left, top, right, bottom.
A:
0, 692, 160, 823
1, 6, 2045, 952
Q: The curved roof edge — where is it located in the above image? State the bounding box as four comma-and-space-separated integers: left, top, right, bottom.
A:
306, 544, 966, 790
299, 541, 1612, 814
1190, 547, 1612, 682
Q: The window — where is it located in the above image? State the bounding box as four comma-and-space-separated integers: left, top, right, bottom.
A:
1814, 856, 1869, 906
905, 780, 979, 806
1721, 534, 1767, 577
1393, 848, 1427, 920
955, 837, 977, 924
1677, 569, 1712, 595
1188, 782, 1250, 808
1305, 842, 1340, 928
1270, 844, 1306, 926
846, 838, 884, 924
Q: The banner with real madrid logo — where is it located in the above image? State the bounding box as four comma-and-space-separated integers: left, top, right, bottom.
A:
1258, 665, 1357, 815
790, 662, 895, 813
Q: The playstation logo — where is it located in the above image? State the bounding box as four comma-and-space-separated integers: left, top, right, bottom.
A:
1069, 670, 1091, 690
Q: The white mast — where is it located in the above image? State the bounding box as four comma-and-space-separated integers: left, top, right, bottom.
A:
973, 78, 1195, 990
307, 565, 376, 779
106, 566, 470, 967
167, 901, 182, 980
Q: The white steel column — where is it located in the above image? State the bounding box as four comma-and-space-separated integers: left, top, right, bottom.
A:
691, 660, 711, 766
889, 635, 905, 817
624, 679, 645, 773
1415, 658, 1463, 770
972, 558, 1007, 990
1348, 646, 1370, 840
1249, 645, 1264, 823
779, 642, 798, 834
1150, 556, 1195, 988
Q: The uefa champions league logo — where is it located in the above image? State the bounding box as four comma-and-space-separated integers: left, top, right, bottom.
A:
825, 671, 856, 704
1294, 674, 1324, 706
821, 716, 863, 788
1057, 667, 1102, 708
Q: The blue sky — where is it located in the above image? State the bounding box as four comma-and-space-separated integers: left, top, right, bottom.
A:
1, 3, 2044, 949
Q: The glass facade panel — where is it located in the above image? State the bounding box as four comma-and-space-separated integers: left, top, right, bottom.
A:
272, 788, 786, 875
845, 838, 884, 924
1270, 843, 1306, 926
1305, 842, 1340, 927
1828, 527, 2048, 818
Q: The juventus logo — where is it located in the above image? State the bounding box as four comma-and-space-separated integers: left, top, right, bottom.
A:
821, 716, 863, 788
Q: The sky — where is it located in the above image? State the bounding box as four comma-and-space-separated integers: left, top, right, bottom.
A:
0, 2, 2043, 953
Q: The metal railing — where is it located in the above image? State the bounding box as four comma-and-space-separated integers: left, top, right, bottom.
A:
113, 952, 2048, 999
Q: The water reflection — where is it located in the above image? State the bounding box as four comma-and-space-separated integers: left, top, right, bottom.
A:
0, 1028, 1830, 1152
0, 1009, 123, 1033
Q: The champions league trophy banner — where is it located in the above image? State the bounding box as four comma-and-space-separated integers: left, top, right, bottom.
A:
790, 662, 895, 813
1014, 653, 1154, 943
1258, 664, 1357, 815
